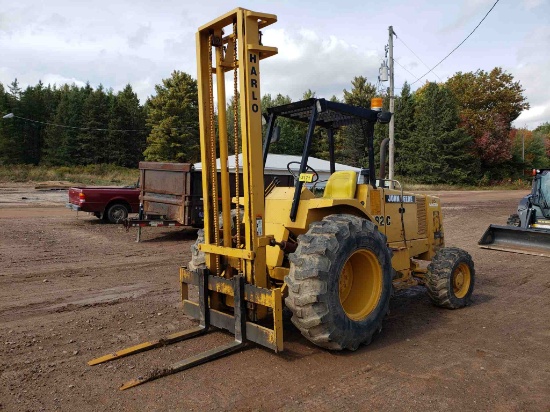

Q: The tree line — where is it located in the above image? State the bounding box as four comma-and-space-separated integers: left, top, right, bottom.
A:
1, 67, 548, 184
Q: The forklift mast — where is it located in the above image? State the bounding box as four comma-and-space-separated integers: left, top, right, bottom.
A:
196, 9, 278, 290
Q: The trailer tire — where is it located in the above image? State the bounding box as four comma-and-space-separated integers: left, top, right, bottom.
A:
285, 214, 392, 351
506, 214, 521, 227
425, 247, 475, 309
104, 203, 128, 224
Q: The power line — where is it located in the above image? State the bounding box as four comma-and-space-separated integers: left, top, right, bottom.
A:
411, 0, 500, 85
395, 36, 442, 81
393, 58, 420, 84
5, 114, 147, 132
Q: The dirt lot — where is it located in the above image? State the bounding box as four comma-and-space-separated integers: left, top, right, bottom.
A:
1, 184, 549, 411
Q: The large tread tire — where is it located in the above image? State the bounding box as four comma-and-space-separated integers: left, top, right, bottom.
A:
104, 203, 128, 224
425, 247, 475, 309
188, 209, 243, 271
506, 213, 521, 227
285, 214, 393, 351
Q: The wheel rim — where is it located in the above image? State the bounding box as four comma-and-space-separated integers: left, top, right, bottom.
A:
339, 249, 383, 321
452, 262, 471, 298
111, 207, 125, 222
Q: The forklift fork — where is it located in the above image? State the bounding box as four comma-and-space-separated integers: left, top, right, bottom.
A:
88, 270, 248, 390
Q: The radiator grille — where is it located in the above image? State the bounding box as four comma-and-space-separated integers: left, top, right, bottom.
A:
417, 198, 427, 235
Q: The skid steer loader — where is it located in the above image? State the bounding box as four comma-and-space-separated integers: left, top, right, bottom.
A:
479, 169, 550, 257
88, 7, 475, 390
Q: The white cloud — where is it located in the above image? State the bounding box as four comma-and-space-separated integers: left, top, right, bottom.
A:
41, 74, 86, 88
260, 28, 381, 100
127, 24, 152, 49
511, 25, 550, 128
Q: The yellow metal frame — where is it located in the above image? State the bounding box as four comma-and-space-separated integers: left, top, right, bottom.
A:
187, 8, 282, 350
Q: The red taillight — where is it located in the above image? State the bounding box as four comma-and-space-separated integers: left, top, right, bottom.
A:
79, 192, 85, 202
532, 169, 538, 176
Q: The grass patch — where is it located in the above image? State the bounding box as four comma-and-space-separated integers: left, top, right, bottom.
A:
397, 177, 531, 191
0, 164, 139, 186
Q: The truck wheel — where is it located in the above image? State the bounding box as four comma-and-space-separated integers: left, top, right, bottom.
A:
506, 214, 521, 227
285, 214, 393, 351
188, 209, 244, 271
105, 203, 128, 224
425, 247, 475, 309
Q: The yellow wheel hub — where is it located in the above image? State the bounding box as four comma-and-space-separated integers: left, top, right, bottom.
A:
452, 262, 471, 299
339, 249, 383, 321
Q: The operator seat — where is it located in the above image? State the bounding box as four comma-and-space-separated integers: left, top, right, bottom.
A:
323, 171, 357, 199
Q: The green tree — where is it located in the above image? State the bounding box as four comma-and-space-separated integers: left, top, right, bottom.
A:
342, 76, 378, 167
394, 82, 416, 176
8, 79, 22, 100
511, 128, 549, 171
406, 82, 477, 184
261, 93, 305, 156
43, 84, 92, 165
0, 82, 18, 164
108, 85, 147, 167
533, 122, 550, 159
77, 84, 112, 165
144, 71, 199, 163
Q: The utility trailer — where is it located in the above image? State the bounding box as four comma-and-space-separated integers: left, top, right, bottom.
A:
127, 161, 294, 241
125, 162, 204, 241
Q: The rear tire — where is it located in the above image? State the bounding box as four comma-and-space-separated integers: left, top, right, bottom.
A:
507, 214, 520, 227
104, 203, 128, 224
188, 229, 206, 271
188, 209, 244, 271
425, 247, 475, 309
285, 214, 392, 350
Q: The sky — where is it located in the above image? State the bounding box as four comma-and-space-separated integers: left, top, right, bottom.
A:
0, 0, 549, 129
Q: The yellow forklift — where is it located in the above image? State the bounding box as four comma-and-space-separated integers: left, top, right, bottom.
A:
89, 8, 475, 390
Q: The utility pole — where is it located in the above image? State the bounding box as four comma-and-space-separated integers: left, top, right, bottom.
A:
388, 26, 395, 186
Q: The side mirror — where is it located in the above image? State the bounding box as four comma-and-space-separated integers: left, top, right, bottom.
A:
271, 125, 281, 143
377, 111, 392, 124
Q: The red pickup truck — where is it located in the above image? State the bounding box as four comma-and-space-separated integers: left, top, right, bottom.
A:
66, 185, 140, 223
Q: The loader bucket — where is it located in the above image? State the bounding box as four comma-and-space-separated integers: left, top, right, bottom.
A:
478, 225, 550, 258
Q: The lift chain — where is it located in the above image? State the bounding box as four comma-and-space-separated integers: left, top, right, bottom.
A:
208, 33, 220, 275
233, 20, 242, 273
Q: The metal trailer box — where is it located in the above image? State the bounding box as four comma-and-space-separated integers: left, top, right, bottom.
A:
138, 161, 202, 227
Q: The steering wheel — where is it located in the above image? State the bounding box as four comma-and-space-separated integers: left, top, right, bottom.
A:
286, 161, 319, 183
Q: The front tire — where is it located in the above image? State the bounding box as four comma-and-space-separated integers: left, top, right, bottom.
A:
507, 214, 520, 227
425, 247, 475, 309
285, 214, 393, 351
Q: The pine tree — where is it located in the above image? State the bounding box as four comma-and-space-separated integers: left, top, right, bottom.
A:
18, 84, 42, 164
407, 82, 478, 184
0, 82, 19, 164
394, 82, 416, 176
77, 85, 111, 165
144, 71, 199, 162
342, 76, 378, 167
43, 84, 91, 165
108, 85, 147, 167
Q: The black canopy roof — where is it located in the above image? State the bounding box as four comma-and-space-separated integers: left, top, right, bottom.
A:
266, 98, 388, 129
